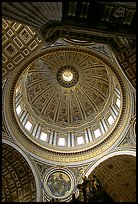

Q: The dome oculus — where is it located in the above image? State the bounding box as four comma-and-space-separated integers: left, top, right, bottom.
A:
62, 71, 73, 82
56, 65, 79, 88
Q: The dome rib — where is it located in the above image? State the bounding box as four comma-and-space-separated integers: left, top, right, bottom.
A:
79, 79, 107, 101
77, 83, 99, 112
31, 82, 58, 104
73, 91, 86, 121
54, 90, 65, 122
41, 86, 60, 116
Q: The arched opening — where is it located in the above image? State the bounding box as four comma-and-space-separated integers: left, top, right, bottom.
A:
87, 153, 136, 202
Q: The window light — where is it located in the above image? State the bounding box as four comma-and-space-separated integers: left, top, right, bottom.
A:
108, 115, 114, 126
16, 87, 19, 94
40, 132, 47, 141
59, 137, 65, 146
77, 136, 84, 145
94, 128, 102, 138
25, 121, 32, 131
16, 105, 22, 115
115, 87, 120, 95
116, 98, 121, 108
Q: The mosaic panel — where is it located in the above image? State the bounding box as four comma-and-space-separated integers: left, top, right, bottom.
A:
47, 172, 71, 197
43, 167, 76, 201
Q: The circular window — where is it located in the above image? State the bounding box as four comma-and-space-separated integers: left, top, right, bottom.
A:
62, 71, 73, 82
56, 65, 79, 88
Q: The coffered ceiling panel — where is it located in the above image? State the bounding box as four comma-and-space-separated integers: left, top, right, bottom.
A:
2, 143, 36, 202
2, 18, 43, 79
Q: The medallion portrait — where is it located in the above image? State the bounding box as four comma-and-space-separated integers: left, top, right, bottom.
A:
47, 171, 71, 197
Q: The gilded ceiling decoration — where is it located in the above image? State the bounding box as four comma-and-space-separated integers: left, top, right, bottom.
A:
12, 46, 123, 151
56, 65, 79, 88
3, 37, 133, 164
24, 47, 110, 128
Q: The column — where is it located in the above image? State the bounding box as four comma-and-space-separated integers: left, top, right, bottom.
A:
35, 124, 41, 139
87, 128, 93, 142
84, 129, 89, 144
53, 131, 57, 146
99, 120, 106, 134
